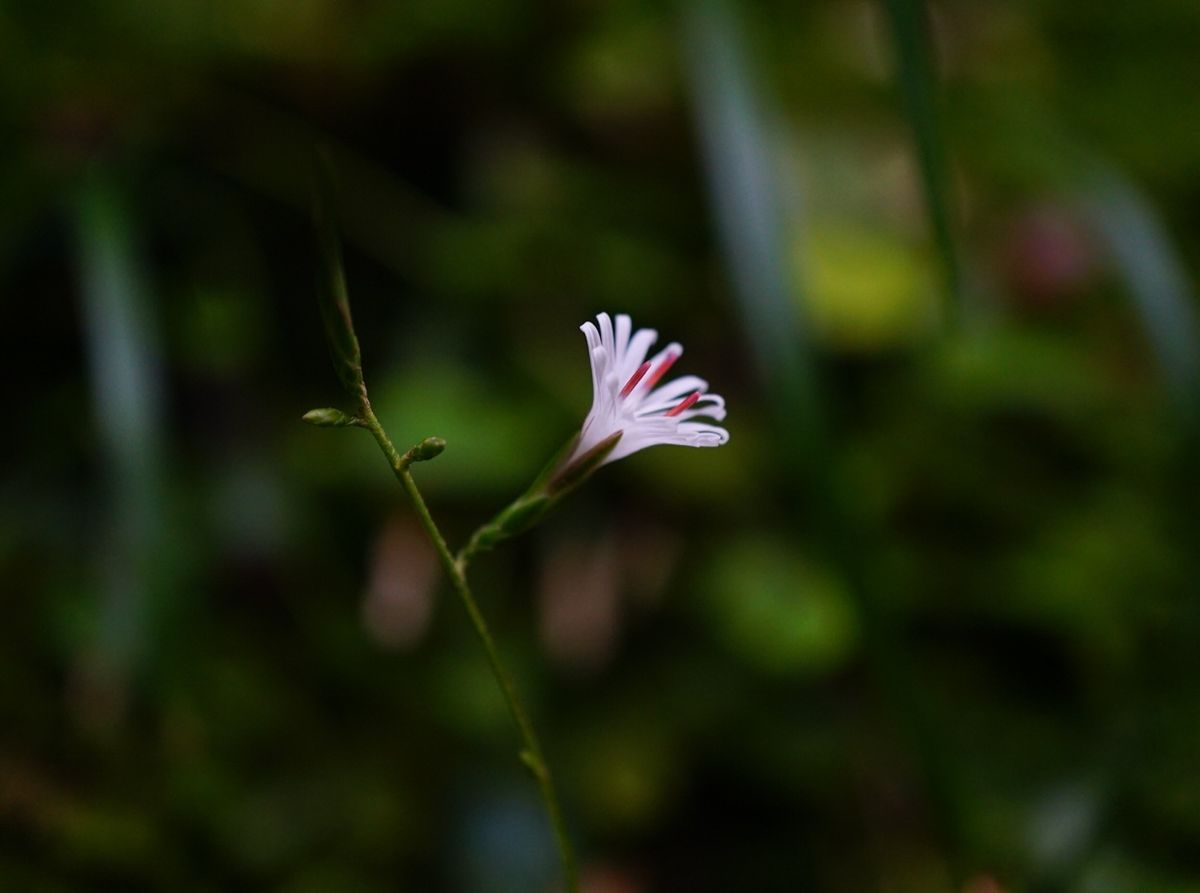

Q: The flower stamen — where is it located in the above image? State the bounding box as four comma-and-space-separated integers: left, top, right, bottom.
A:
666, 390, 701, 417
619, 361, 652, 398
642, 350, 679, 392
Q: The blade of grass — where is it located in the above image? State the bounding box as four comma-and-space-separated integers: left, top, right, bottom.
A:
679, 0, 821, 457
682, 0, 969, 873
880, 0, 964, 325
76, 175, 168, 725
1080, 166, 1200, 430
202, 99, 448, 282
1044, 158, 1200, 892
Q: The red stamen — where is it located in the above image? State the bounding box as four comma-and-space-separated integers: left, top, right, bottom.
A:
642, 350, 679, 392
666, 390, 701, 417
619, 361, 651, 398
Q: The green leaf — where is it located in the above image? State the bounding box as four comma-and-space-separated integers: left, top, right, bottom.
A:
880, 0, 964, 323
312, 150, 365, 400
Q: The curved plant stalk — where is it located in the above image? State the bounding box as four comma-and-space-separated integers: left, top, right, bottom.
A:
357, 405, 578, 893
306, 157, 578, 891
682, 0, 970, 875
1079, 164, 1200, 430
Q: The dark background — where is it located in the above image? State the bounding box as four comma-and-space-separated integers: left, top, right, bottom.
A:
3, 0, 1200, 890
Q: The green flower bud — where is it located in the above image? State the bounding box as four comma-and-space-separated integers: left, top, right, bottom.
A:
302, 407, 358, 427
409, 436, 446, 462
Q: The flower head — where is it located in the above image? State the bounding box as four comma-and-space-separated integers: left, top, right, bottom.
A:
570, 312, 729, 466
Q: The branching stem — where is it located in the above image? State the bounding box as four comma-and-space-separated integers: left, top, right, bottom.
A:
357, 399, 578, 893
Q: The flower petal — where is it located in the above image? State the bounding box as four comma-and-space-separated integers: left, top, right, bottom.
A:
572, 313, 728, 468
670, 397, 726, 423
675, 421, 730, 446
615, 314, 632, 364
621, 327, 658, 381
638, 375, 710, 412
598, 312, 616, 359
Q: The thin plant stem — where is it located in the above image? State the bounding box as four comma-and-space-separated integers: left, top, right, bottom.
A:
357, 399, 579, 893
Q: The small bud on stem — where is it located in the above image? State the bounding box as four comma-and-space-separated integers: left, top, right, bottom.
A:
302, 407, 360, 427
407, 436, 447, 463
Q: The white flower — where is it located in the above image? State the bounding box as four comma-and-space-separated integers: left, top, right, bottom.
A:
571, 312, 729, 465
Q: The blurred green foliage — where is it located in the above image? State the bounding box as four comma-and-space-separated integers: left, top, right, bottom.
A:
3, 0, 1200, 891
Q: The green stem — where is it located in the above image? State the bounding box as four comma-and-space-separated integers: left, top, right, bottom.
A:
358, 401, 578, 893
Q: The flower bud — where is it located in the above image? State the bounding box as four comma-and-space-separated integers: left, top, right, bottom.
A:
409, 436, 446, 462
302, 407, 357, 427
